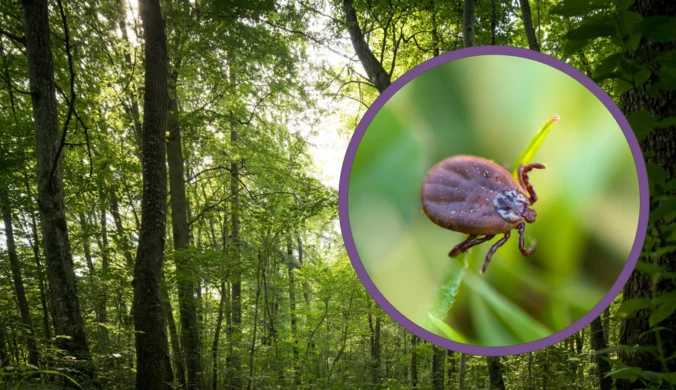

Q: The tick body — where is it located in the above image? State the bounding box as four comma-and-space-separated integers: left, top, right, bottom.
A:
420, 155, 545, 273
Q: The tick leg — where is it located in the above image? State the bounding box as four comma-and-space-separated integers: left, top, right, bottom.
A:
517, 222, 536, 256
449, 234, 496, 257
482, 230, 511, 274
518, 163, 546, 205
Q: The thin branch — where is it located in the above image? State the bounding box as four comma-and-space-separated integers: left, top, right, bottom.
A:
49, 0, 77, 185
0, 28, 25, 45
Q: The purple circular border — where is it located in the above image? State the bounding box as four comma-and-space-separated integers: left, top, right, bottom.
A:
338, 46, 649, 356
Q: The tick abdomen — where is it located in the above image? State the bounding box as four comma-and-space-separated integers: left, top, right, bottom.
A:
421, 155, 527, 235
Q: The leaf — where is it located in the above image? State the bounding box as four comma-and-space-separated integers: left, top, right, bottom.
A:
646, 163, 666, 192
636, 261, 676, 278
427, 313, 469, 343
614, 79, 634, 95
656, 116, 676, 129
606, 367, 641, 381
512, 115, 560, 176
615, 298, 652, 319
463, 272, 552, 342
617, 11, 644, 35
627, 110, 658, 141
565, 20, 615, 40
551, 0, 609, 17
649, 198, 676, 224
649, 302, 676, 327
633, 67, 652, 87
593, 53, 622, 80
563, 39, 591, 57
639, 16, 676, 43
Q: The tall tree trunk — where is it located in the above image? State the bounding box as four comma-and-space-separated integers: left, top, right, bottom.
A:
212, 280, 226, 390
24, 174, 51, 343
490, 0, 497, 45
161, 283, 186, 389
618, 1, 676, 389
116, 0, 143, 151
518, 0, 540, 51
459, 353, 467, 390
342, 0, 391, 93
287, 240, 301, 387
431, 345, 445, 390
486, 356, 506, 390
227, 126, 243, 390
368, 304, 381, 389
2, 206, 39, 367
410, 334, 418, 388
97, 198, 109, 346
20, 0, 92, 377
447, 350, 455, 386
132, 0, 173, 387
462, 0, 475, 47
590, 317, 613, 390
167, 66, 201, 390
109, 189, 134, 269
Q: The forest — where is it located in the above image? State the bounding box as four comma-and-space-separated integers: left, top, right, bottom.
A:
0, 0, 674, 389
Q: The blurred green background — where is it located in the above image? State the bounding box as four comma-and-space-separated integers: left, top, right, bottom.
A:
348, 55, 640, 347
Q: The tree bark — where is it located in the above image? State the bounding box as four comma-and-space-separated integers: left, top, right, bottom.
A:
447, 350, 455, 386
462, 0, 475, 48
368, 305, 381, 389
410, 334, 418, 388
518, 0, 540, 51
618, 1, 676, 389
486, 356, 506, 390
431, 345, 445, 390
20, 0, 92, 376
490, 0, 497, 45
161, 283, 187, 389
132, 0, 174, 388
167, 66, 201, 390
459, 353, 467, 390
342, 0, 391, 93
212, 280, 226, 390
287, 240, 301, 387
227, 126, 243, 390
2, 206, 39, 367
590, 317, 613, 390
109, 189, 134, 269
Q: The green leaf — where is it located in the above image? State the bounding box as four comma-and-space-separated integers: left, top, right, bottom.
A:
565, 21, 615, 40
617, 11, 643, 35
463, 272, 552, 342
614, 79, 634, 95
636, 261, 676, 278
665, 179, 676, 191
627, 110, 658, 141
646, 163, 666, 189
427, 313, 469, 343
633, 67, 652, 87
551, 0, 609, 17
657, 52, 676, 68
563, 39, 591, 58
656, 116, 676, 129
639, 16, 676, 43
649, 198, 676, 224
511, 115, 560, 176
615, 298, 652, 319
649, 302, 676, 327
606, 367, 641, 381
593, 53, 622, 81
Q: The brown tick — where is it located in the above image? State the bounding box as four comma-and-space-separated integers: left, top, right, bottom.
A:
420, 155, 545, 273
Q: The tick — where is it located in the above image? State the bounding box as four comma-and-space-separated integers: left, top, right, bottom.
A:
420, 155, 545, 273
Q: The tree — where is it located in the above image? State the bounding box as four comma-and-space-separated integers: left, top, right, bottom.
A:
487, 356, 506, 390
463, 0, 476, 47
518, 0, 540, 51
20, 0, 92, 377
132, 0, 174, 388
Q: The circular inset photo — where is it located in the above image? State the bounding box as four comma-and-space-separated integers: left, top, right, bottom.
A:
339, 47, 648, 354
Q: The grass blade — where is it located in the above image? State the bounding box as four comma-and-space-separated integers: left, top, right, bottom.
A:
512, 115, 560, 177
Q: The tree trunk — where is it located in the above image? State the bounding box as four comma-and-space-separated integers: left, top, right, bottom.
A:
161, 283, 186, 389
462, 0, 475, 48
20, 0, 92, 376
116, 0, 143, 151
2, 206, 39, 367
447, 350, 455, 386
486, 356, 506, 390
590, 317, 613, 390
97, 198, 109, 346
227, 126, 243, 390
368, 304, 381, 389
431, 345, 445, 390
342, 0, 391, 93
518, 0, 540, 51
410, 334, 418, 388
109, 189, 134, 269
287, 240, 301, 387
490, 0, 497, 45
212, 280, 226, 390
618, 1, 676, 389
132, 0, 174, 387
24, 174, 51, 343
459, 353, 467, 390
167, 67, 201, 390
